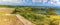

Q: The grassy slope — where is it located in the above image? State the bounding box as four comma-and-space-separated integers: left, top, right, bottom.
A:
13, 7, 46, 25
0, 6, 60, 25
14, 7, 60, 25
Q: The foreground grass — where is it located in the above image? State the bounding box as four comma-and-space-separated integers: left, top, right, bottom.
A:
0, 14, 23, 25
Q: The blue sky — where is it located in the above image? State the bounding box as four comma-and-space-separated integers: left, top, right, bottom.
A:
0, 0, 60, 7
0, 0, 60, 14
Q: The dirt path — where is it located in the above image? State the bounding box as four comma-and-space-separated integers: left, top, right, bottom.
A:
16, 14, 35, 25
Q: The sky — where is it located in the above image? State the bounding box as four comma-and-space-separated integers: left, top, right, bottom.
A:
0, 0, 60, 14
0, 0, 60, 7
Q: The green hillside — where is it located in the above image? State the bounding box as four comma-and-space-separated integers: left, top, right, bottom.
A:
12, 7, 44, 25
0, 5, 59, 25
12, 6, 60, 25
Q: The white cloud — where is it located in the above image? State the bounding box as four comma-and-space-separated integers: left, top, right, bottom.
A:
1, 0, 18, 3
55, 2, 60, 6
51, 0, 60, 2
54, 0, 59, 2
2, 0, 12, 2
51, 2, 54, 4
32, 0, 42, 2
0, 0, 25, 4
50, 0, 60, 6
43, 0, 48, 3
32, 0, 48, 3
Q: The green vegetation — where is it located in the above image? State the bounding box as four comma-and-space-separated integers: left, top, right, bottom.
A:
12, 7, 45, 25
0, 5, 59, 25
12, 6, 59, 25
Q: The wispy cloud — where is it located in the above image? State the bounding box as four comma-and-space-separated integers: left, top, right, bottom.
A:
32, 0, 42, 2
0, 0, 60, 7
50, 0, 60, 6
2, 0, 13, 2
2, 0, 17, 3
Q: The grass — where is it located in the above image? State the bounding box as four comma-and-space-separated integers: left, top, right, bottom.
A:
14, 7, 60, 25
0, 6, 60, 25
0, 14, 22, 25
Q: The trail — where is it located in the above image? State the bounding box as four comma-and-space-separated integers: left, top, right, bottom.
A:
16, 14, 35, 25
